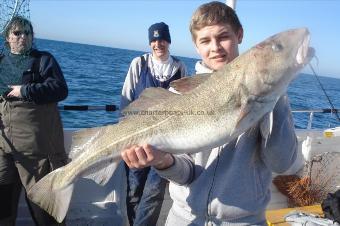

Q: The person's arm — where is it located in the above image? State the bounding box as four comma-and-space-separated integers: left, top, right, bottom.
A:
121, 144, 195, 185
156, 153, 194, 185
120, 57, 141, 112
20, 53, 68, 104
260, 94, 298, 173
180, 61, 188, 78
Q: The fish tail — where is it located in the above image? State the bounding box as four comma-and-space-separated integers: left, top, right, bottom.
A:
27, 168, 74, 223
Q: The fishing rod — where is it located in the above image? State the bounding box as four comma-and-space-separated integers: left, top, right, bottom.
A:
58, 105, 117, 112
309, 63, 340, 121
57, 105, 340, 114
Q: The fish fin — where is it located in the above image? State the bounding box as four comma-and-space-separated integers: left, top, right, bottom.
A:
235, 106, 251, 129
121, 87, 179, 116
234, 84, 252, 131
69, 126, 106, 159
82, 157, 120, 185
169, 73, 211, 94
70, 126, 121, 185
260, 111, 273, 147
27, 168, 74, 223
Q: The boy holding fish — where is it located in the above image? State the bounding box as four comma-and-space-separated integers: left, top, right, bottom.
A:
121, 1, 300, 225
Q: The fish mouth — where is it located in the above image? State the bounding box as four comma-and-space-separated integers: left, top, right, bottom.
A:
296, 32, 314, 66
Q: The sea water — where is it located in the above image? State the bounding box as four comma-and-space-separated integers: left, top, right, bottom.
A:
3, 38, 340, 129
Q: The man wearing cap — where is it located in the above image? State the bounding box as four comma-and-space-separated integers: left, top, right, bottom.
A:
120, 22, 187, 226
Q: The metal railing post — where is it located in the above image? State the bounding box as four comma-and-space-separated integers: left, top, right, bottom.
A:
307, 112, 314, 130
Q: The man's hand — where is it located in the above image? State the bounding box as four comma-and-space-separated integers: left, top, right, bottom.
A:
121, 144, 174, 170
7, 85, 22, 98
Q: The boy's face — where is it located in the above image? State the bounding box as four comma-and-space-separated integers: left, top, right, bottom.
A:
150, 39, 170, 61
194, 23, 243, 71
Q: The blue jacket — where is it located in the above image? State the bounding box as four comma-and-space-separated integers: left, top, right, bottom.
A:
0, 49, 68, 156
18, 49, 68, 104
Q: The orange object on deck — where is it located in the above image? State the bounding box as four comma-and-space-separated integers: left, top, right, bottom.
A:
266, 205, 323, 226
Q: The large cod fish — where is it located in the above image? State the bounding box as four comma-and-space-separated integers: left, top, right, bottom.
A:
28, 28, 314, 222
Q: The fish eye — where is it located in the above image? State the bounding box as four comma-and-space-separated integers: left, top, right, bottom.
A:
272, 43, 283, 52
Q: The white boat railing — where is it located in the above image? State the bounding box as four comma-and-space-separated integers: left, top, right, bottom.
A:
291, 109, 340, 129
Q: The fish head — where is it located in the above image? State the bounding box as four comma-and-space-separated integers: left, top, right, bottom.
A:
232, 28, 314, 133
243, 27, 314, 99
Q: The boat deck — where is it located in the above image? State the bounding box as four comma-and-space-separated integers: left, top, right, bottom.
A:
16, 129, 340, 225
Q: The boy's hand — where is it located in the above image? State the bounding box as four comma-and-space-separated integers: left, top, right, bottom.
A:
121, 144, 174, 170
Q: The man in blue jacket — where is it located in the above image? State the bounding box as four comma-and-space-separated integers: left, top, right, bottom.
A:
0, 16, 68, 226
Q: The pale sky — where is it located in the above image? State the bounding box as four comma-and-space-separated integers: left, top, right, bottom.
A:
24, 0, 340, 78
